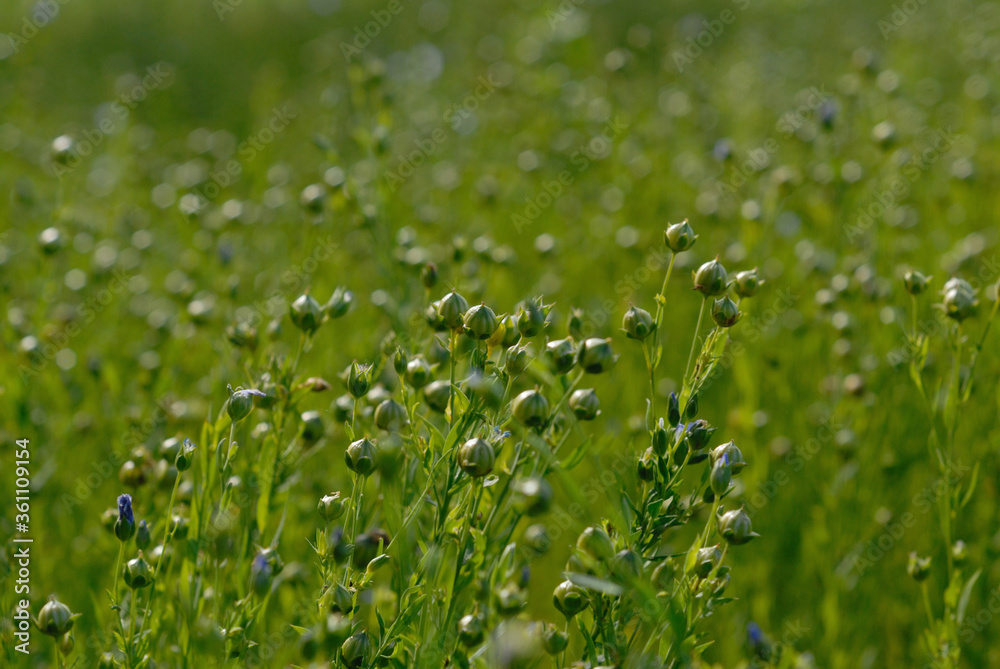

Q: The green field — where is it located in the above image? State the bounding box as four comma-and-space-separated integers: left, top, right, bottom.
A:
2, 0, 1000, 667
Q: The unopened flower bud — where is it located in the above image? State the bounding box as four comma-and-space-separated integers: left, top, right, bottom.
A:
300, 411, 325, 442
424, 380, 451, 413
345, 437, 378, 477
576, 526, 614, 562
325, 286, 353, 319
577, 337, 616, 374
289, 293, 322, 334
464, 303, 499, 340
318, 492, 346, 522
114, 493, 135, 542
541, 623, 568, 655
553, 580, 588, 617
504, 345, 530, 376
710, 455, 732, 496
516, 298, 547, 337
693, 257, 729, 296
340, 631, 372, 669
59, 631, 74, 655
907, 552, 932, 581
545, 338, 576, 374
227, 386, 265, 422
405, 357, 433, 389
903, 270, 930, 296
667, 392, 681, 427
712, 296, 742, 327
734, 268, 764, 298
684, 393, 700, 421
568, 388, 600, 420
513, 477, 553, 516
135, 520, 151, 550
719, 508, 759, 545
612, 549, 643, 581
374, 399, 409, 432
347, 361, 373, 399
175, 438, 196, 472
567, 307, 585, 340
420, 262, 438, 289
711, 441, 746, 473
36, 598, 78, 637
497, 315, 521, 348
942, 283, 978, 321
459, 438, 495, 478
457, 614, 484, 647
623, 305, 655, 340
437, 291, 470, 330
392, 349, 407, 376
124, 553, 154, 589
687, 419, 714, 450
664, 219, 697, 253
692, 545, 722, 578
637, 447, 656, 481
512, 389, 549, 428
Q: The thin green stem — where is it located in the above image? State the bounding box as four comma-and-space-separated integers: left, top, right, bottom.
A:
684, 298, 708, 383
113, 542, 125, 600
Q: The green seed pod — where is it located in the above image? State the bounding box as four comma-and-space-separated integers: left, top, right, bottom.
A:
332, 394, 354, 422
612, 549, 643, 582
942, 283, 978, 321
459, 438, 495, 478
457, 614, 485, 647
664, 219, 697, 253
301, 411, 325, 442
124, 553, 155, 589
622, 305, 655, 340
318, 492, 346, 522
545, 338, 577, 374
327, 583, 355, 614
568, 388, 600, 420
495, 583, 527, 616
523, 524, 552, 556
345, 437, 378, 477
175, 438, 197, 472
541, 623, 569, 655
553, 580, 589, 617
687, 419, 714, 450
437, 291, 470, 330
406, 357, 433, 389
516, 298, 547, 337
684, 391, 700, 421
652, 421, 669, 456
718, 508, 759, 545
227, 386, 264, 422
424, 380, 451, 413
693, 257, 729, 296
504, 345, 531, 376
513, 477, 553, 516
576, 526, 615, 562
711, 441, 747, 473
710, 456, 732, 496
577, 338, 616, 374
347, 361, 373, 399
374, 399, 409, 432
637, 447, 656, 482
51, 135, 75, 165
425, 301, 448, 331
300, 183, 326, 213
324, 286, 353, 319
667, 392, 681, 426
711, 296, 742, 327
692, 545, 722, 579
464, 303, 499, 340
512, 389, 549, 428
289, 293, 322, 334
392, 348, 407, 376
135, 520, 151, 550
35, 598, 78, 637
734, 268, 764, 298
490, 314, 520, 349
952, 540, 969, 565
907, 552, 932, 581
420, 262, 438, 289
340, 632, 372, 669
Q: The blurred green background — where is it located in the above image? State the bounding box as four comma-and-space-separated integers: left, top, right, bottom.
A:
2, 0, 1000, 666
